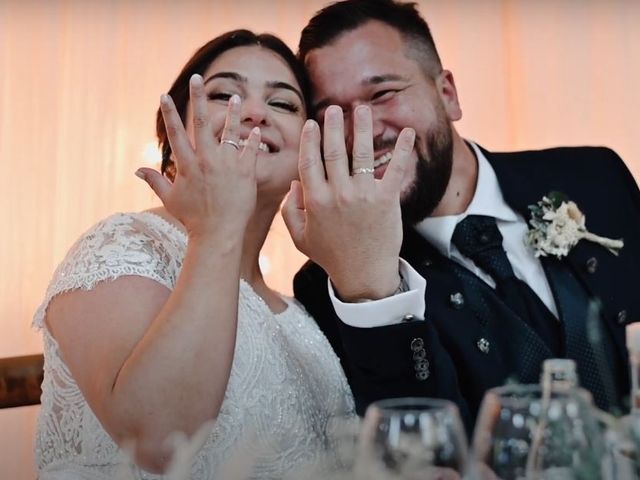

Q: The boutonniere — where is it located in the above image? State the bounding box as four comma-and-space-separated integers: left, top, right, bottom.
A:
524, 191, 624, 258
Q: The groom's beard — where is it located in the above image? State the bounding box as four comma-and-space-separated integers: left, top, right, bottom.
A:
400, 115, 454, 225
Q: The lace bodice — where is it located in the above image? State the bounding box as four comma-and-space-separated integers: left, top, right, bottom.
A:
33, 212, 355, 479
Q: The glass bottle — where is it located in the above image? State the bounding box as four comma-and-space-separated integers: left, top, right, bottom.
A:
607, 324, 640, 479
540, 358, 578, 392
626, 323, 640, 414
524, 359, 603, 478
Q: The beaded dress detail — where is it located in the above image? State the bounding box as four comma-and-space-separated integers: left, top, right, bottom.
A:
32, 212, 355, 479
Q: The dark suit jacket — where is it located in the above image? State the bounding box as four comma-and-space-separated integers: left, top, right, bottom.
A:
294, 146, 640, 431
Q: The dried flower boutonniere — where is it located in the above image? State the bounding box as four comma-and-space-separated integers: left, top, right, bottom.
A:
525, 191, 624, 258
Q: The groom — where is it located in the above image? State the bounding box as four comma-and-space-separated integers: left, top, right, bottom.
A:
282, 0, 640, 429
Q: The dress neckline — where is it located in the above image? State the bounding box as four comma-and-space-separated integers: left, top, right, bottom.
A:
240, 279, 292, 317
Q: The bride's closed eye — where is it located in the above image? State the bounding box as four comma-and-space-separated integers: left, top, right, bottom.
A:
207, 91, 235, 103
269, 99, 300, 114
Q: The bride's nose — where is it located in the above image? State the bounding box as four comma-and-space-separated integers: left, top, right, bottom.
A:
241, 97, 269, 126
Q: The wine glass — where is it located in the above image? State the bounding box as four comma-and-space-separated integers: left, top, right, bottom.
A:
469, 384, 604, 480
355, 397, 468, 479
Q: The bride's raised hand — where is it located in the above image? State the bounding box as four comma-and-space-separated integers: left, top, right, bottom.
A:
137, 74, 261, 238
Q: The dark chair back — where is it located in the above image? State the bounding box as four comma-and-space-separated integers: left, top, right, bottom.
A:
0, 354, 44, 408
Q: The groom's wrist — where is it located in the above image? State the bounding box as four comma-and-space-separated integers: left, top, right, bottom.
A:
332, 267, 406, 303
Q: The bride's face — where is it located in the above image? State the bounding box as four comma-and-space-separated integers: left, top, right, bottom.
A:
185, 45, 306, 199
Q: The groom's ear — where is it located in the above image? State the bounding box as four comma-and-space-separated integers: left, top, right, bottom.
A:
437, 70, 462, 122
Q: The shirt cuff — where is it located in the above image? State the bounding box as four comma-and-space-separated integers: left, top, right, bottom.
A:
328, 258, 426, 328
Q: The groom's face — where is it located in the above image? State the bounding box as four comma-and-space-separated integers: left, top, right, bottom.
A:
304, 20, 461, 222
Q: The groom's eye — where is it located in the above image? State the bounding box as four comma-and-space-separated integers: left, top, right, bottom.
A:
371, 89, 398, 102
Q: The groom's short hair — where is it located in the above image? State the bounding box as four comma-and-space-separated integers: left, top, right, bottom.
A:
298, 0, 443, 79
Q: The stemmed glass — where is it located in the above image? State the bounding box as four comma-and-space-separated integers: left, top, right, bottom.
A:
469, 384, 604, 480
355, 397, 468, 479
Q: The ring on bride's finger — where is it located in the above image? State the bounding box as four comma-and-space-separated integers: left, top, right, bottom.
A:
351, 167, 375, 175
221, 139, 240, 150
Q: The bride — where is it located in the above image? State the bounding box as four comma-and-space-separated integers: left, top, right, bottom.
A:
33, 30, 354, 479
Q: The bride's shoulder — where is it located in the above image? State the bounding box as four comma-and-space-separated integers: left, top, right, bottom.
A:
32, 212, 183, 330
73, 211, 185, 250
54, 211, 184, 287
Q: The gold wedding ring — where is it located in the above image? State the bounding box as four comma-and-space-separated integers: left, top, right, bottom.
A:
351, 167, 375, 175
221, 139, 240, 150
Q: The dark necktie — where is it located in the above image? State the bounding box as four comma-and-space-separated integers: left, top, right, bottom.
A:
451, 215, 561, 354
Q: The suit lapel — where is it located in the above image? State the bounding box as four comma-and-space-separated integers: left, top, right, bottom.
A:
483, 146, 630, 357
484, 147, 592, 330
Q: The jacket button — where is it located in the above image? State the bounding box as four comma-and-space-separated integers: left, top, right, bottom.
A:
449, 292, 465, 309
424, 258, 433, 267
586, 257, 598, 274
415, 360, 429, 372
402, 314, 416, 323
413, 348, 426, 361
416, 370, 429, 381
410, 338, 424, 352
617, 310, 628, 325
477, 338, 490, 354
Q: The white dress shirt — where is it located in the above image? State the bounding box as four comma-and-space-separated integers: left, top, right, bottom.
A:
329, 142, 558, 327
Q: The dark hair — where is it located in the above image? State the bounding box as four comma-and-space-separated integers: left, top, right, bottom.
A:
298, 0, 442, 78
156, 29, 311, 179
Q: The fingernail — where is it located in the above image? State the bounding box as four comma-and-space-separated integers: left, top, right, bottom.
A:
230, 94, 241, 105
251, 126, 261, 136
160, 93, 170, 105
189, 73, 203, 85
406, 128, 416, 143
355, 105, 371, 118
326, 105, 342, 118
134, 169, 145, 180
303, 119, 317, 132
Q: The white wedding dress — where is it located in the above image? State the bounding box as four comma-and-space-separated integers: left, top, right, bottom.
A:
33, 212, 355, 479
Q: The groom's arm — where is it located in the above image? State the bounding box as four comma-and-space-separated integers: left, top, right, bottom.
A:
294, 261, 473, 433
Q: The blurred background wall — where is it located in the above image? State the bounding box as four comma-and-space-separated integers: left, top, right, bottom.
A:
1, 0, 638, 476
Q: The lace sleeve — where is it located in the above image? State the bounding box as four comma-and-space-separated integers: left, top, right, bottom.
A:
33, 212, 185, 330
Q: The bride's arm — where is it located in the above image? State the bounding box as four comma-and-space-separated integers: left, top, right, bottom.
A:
46, 78, 261, 473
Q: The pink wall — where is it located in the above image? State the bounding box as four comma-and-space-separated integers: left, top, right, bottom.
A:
1, 0, 638, 477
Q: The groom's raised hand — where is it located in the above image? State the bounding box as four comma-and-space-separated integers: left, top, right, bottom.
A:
282, 104, 415, 302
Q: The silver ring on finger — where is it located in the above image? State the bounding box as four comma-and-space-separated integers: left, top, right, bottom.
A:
221, 139, 240, 150
351, 167, 374, 175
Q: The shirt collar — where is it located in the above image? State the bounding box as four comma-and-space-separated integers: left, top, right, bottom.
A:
414, 141, 518, 258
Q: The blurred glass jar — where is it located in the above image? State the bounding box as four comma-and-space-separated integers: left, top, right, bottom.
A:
469, 384, 604, 480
